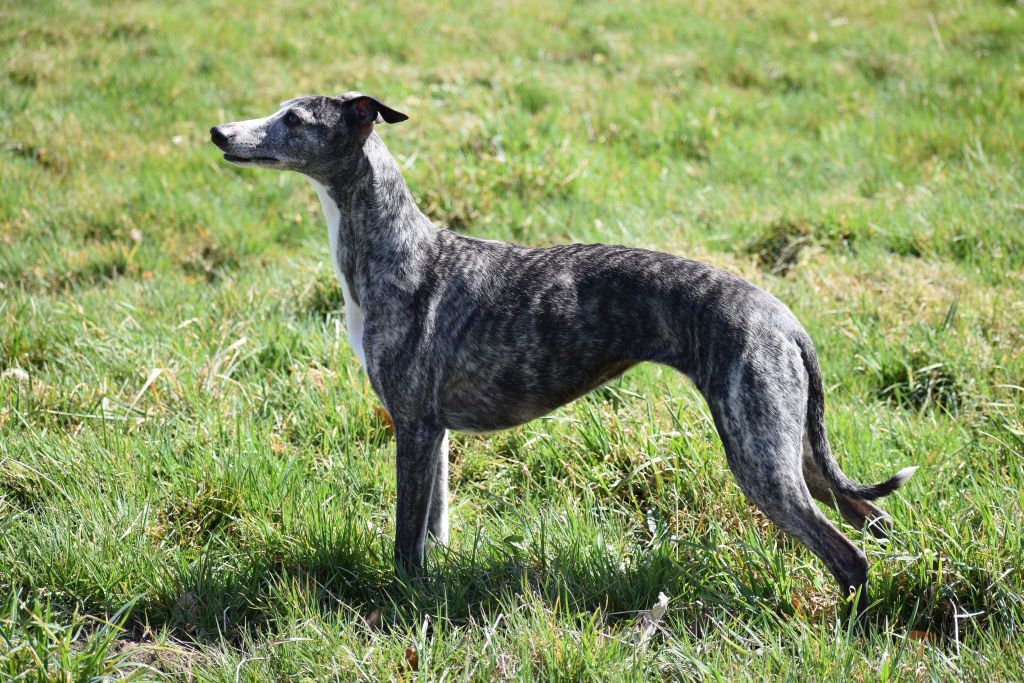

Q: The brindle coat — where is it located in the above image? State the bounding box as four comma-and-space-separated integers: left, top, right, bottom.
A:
211, 93, 916, 615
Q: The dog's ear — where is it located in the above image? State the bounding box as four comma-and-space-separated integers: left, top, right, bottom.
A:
339, 92, 409, 130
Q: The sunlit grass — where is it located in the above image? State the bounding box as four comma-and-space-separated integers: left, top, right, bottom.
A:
1, 0, 1023, 678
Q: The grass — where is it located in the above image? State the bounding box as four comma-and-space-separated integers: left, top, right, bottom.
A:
1, 0, 1023, 678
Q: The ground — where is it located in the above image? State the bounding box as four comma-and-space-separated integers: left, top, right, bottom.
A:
1, 0, 1023, 679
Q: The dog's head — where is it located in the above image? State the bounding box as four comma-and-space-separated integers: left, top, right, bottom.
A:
210, 92, 407, 179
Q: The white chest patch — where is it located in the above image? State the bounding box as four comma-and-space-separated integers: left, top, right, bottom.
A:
309, 179, 366, 369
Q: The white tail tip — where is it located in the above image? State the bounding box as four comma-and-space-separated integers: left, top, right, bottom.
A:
892, 466, 919, 486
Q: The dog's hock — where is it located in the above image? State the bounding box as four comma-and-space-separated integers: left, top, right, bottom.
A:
339, 91, 409, 130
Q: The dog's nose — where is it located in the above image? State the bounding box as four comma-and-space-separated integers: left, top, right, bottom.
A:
210, 125, 231, 145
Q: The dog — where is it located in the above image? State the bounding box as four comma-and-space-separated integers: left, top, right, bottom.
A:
210, 92, 916, 615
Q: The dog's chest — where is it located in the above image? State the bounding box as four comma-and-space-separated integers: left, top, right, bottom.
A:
309, 180, 366, 368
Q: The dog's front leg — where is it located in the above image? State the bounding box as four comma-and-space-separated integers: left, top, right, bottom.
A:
394, 423, 445, 574
427, 430, 449, 546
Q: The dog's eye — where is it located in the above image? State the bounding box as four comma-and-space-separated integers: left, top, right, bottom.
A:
284, 110, 302, 127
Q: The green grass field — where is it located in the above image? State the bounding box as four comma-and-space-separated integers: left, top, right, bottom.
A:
2, 0, 1023, 679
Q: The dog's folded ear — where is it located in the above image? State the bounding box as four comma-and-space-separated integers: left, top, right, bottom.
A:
339, 92, 409, 127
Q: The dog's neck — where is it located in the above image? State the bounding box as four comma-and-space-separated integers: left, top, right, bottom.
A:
308, 132, 437, 311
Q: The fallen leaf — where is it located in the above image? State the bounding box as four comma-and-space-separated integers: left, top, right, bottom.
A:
364, 607, 383, 630
175, 591, 201, 623
1, 367, 29, 383
637, 592, 669, 647
404, 647, 418, 671
374, 405, 394, 432
790, 595, 803, 617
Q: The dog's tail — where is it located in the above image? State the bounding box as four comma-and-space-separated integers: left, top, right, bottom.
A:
796, 334, 917, 501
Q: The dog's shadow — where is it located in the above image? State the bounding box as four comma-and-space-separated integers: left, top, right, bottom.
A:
139, 530, 804, 645
136, 531, 980, 655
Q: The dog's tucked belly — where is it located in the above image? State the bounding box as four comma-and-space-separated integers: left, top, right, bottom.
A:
439, 359, 638, 432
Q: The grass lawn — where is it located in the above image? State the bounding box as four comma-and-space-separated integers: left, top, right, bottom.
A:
2, 0, 1023, 679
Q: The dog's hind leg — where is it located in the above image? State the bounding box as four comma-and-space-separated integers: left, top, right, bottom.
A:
725, 430, 870, 614
751, 477, 869, 616
710, 362, 870, 614
427, 430, 449, 546
802, 439, 892, 539
394, 423, 446, 574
